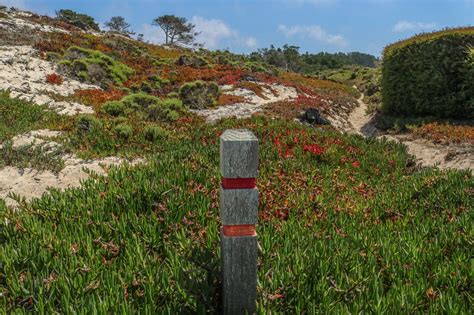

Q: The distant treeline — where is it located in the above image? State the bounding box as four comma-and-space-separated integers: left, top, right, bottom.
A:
248, 45, 378, 73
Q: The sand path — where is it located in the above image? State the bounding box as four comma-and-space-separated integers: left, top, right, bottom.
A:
346, 92, 473, 172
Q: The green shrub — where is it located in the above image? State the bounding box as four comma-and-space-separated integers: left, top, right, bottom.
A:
120, 93, 160, 111
102, 101, 125, 116
75, 115, 102, 136
55, 9, 100, 31
59, 46, 134, 87
179, 80, 220, 109
108, 94, 185, 122
114, 123, 133, 139
244, 61, 270, 74
144, 125, 169, 142
148, 98, 184, 122
381, 27, 474, 118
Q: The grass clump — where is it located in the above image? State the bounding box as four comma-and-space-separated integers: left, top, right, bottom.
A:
0, 116, 472, 313
0, 90, 64, 142
0, 141, 65, 173
59, 46, 134, 87
143, 125, 169, 142
114, 124, 133, 139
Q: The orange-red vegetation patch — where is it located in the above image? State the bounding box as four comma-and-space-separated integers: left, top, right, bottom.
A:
146, 45, 183, 59
74, 88, 127, 108
217, 69, 248, 85
279, 72, 354, 95
34, 33, 82, 54
234, 81, 268, 99
218, 94, 247, 106
46, 73, 64, 85
412, 122, 474, 144
259, 94, 329, 120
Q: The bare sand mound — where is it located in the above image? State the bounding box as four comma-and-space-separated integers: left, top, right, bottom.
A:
0, 46, 97, 115
0, 130, 144, 207
193, 83, 298, 122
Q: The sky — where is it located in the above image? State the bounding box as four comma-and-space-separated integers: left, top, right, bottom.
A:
2, 0, 473, 56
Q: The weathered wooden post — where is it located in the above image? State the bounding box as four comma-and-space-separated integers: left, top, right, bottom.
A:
220, 129, 259, 314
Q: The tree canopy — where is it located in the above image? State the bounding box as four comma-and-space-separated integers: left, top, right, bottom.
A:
104, 16, 135, 36
250, 45, 378, 73
152, 15, 200, 47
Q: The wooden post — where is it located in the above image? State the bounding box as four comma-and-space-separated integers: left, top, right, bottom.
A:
220, 129, 259, 315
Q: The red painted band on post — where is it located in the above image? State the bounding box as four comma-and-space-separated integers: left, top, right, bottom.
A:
222, 178, 256, 189
223, 225, 257, 237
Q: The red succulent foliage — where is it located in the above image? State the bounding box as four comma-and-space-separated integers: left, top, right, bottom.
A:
218, 94, 246, 106
74, 88, 127, 107
46, 73, 64, 85
217, 69, 247, 85
303, 144, 325, 155
352, 161, 361, 168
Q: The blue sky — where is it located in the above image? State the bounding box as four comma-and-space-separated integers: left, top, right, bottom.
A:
2, 0, 473, 56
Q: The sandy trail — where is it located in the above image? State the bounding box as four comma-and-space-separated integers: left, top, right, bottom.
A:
346, 93, 473, 172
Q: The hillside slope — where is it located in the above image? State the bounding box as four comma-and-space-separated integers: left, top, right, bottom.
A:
0, 7, 473, 313
0, 8, 358, 205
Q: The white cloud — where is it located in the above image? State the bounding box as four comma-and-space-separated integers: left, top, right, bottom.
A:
244, 37, 258, 48
191, 16, 236, 48
141, 23, 166, 43
393, 21, 437, 32
141, 16, 257, 50
278, 24, 348, 47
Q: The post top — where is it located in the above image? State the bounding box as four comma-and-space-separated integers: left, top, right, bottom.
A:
220, 129, 258, 142
220, 129, 259, 178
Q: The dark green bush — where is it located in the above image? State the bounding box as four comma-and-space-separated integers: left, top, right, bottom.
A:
104, 94, 185, 122
55, 9, 100, 31
176, 55, 208, 68
179, 80, 220, 109
102, 101, 125, 116
59, 46, 133, 87
381, 27, 474, 118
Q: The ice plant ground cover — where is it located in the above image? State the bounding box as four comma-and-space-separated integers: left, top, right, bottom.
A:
0, 115, 472, 313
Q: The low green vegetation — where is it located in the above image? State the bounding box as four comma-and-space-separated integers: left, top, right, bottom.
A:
381, 27, 474, 118
0, 117, 472, 313
0, 91, 65, 142
59, 46, 134, 87
102, 93, 185, 122
0, 141, 65, 173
